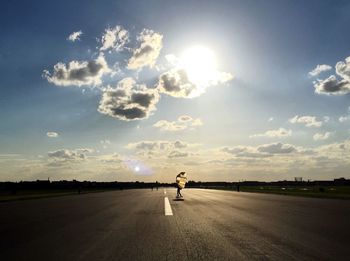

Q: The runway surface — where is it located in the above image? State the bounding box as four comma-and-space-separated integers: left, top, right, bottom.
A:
1, 188, 349, 260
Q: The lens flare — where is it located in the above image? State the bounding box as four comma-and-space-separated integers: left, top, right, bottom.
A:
124, 159, 153, 176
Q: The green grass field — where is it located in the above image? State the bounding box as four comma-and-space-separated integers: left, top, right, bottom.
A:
0, 188, 111, 202
204, 185, 350, 199
242, 186, 350, 199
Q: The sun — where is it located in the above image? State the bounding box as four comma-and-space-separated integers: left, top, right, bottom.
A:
179, 46, 218, 87
134, 166, 140, 172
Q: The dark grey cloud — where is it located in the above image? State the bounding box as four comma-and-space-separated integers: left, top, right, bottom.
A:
43, 55, 110, 87
314, 75, 350, 95
174, 140, 187, 149
222, 143, 297, 158
98, 78, 159, 121
168, 150, 188, 158
48, 148, 93, 162
313, 56, 350, 95
257, 143, 296, 154
157, 69, 197, 98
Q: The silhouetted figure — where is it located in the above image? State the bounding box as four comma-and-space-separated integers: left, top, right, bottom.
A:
176, 172, 187, 198
176, 187, 182, 197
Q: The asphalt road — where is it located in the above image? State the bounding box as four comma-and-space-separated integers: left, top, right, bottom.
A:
1, 188, 349, 261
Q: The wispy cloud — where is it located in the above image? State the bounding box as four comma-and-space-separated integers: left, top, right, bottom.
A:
308, 64, 332, 77
100, 139, 111, 149
289, 115, 323, 127
313, 132, 331, 141
339, 116, 349, 122
100, 25, 129, 52
46, 132, 59, 138
154, 115, 202, 131
250, 128, 292, 138
67, 31, 82, 42
127, 29, 163, 70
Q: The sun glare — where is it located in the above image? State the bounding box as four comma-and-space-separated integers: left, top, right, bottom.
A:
179, 46, 218, 87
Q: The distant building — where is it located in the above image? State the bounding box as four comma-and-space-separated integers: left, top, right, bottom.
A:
294, 177, 303, 182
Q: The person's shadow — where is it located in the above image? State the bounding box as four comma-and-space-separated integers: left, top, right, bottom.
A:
173, 198, 185, 201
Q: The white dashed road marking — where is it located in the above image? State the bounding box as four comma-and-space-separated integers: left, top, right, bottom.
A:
164, 197, 173, 216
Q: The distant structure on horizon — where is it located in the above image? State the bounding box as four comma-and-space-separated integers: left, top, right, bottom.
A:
294, 177, 303, 182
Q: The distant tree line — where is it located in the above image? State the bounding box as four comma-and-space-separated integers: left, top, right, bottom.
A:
0, 178, 349, 195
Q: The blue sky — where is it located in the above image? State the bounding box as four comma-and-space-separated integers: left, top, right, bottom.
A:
1, 0, 350, 182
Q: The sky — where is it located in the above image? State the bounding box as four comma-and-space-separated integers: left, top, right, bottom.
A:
1, 0, 350, 182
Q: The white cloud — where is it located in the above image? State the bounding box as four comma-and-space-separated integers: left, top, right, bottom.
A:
98, 77, 159, 121
126, 140, 199, 160
67, 31, 82, 42
323, 116, 330, 123
250, 128, 292, 138
100, 25, 129, 52
153, 120, 187, 131
48, 148, 93, 162
43, 54, 111, 87
339, 116, 349, 122
336, 56, 350, 82
313, 132, 331, 141
127, 29, 163, 70
100, 139, 111, 144
153, 115, 202, 131
100, 139, 111, 149
268, 117, 274, 122
308, 64, 332, 77
127, 140, 190, 151
98, 153, 122, 163
289, 115, 323, 127
313, 56, 350, 95
46, 132, 59, 138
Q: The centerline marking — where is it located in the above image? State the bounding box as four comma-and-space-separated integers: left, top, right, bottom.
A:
164, 196, 173, 216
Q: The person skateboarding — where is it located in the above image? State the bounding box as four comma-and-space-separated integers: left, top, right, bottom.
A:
176, 172, 187, 198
